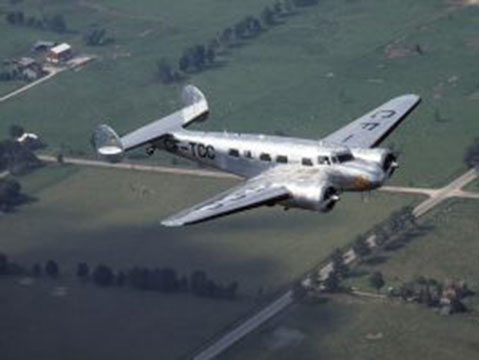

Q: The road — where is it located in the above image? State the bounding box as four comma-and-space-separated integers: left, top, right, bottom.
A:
36, 154, 477, 359
37, 155, 238, 180
0, 67, 65, 103
191, 168, 477, 360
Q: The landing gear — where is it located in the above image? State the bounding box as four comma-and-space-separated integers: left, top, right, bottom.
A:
146, 145, 156, 156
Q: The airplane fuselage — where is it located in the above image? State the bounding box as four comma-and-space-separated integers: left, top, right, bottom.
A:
151, 129, 395, 212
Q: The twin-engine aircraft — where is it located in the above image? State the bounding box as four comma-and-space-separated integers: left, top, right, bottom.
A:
94, 86, 421, 226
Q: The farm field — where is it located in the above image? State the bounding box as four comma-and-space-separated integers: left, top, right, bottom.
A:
353, 199, 479, 302
0, 163, 419, 359
1, 0, 478, 359
222, 199, 479, 360
2, 164, 420, 296
0, 0, 477, 187
222, 298, 479, 360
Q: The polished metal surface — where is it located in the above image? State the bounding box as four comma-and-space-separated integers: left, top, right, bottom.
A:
94, 85, 421, 226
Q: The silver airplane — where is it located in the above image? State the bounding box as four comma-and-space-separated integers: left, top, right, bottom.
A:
94, 85, 421, 226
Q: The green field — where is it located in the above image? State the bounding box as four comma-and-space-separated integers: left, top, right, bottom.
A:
222, 199, 479, 360
359, 199, 479, 299
0, 163, 419, 359
222, 298, 479, 360
3, 164, 420, 295
463, 176, 479, 192
0, 0, 477, 186
1, 0, 479, 358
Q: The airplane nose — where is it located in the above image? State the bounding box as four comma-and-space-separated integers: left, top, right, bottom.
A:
369, 168, 386, 187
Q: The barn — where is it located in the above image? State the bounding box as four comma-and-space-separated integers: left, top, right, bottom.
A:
46, 43, 72, 64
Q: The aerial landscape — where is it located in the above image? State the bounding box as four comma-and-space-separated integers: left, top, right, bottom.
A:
0, 0, 478, 359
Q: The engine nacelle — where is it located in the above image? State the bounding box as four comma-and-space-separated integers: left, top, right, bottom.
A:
287, 183, 340, 212
350, 148, 398, 177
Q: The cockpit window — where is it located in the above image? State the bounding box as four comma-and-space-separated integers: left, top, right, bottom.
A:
229, 149, 240, 157
337, 153, 354, 163
302, 158, 313, 166
276, 155, 288, 164
259, 153, 271, 162
318, 156, 330, 165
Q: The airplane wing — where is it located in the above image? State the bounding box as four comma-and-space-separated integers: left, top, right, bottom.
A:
161, 180, 290, 226
322, 94, 421, 148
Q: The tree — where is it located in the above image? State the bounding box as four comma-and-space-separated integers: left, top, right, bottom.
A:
0, 252, 8, 274
464, 138, 479, 168
9, 125, 24, 139
32, 263, 42, 277
369, 271, 385, 292
190, 270, 208, 296
273, 1, 284, 16
92, 264, 114, 286
45, 260, 59, 277
116, 271, 126, 286
352, 235, 370, 258
178, 54, 190, 73
206, 46, 216, 64
161, 267, 179, 292
225, 281, 239, 299
373, 224, 389, 246
323, 270, 340, 292
0, 178, 21, 211
157, 58, 177, 83
191, 45, 206, 71
260, 7, 275, 26
76, 262, 90, 279
331, 248, 349, 277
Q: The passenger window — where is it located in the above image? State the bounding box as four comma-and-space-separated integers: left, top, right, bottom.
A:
302, 158, 313, 166
259, 153, 271, 162
244, 150, 252, 159
229, 149, 240, 157
276, 155, 288, 164
318, 156, 330, 165
331, 157, 338, 164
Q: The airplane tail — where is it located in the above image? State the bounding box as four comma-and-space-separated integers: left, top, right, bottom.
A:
93, 85, 208, 160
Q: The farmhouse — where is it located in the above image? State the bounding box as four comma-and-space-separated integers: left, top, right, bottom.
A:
46, 43, 72, 63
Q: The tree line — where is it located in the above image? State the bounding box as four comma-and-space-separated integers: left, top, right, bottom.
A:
0, 125, 43, 175
5, 11, 67, 33
156, 0, 319, 84
320, 206, 420, 293
464, 138, 479, 169
0, 253, 239, 300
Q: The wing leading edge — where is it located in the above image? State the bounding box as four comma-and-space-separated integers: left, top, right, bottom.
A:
322, 94, 421, 148
161, 182, 290, 226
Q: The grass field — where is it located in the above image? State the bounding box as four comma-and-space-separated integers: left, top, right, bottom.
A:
1, 0, 478, 358
0, 163, 419, 359
222, 298, 479, 360
222, 199, 479, 360
0, 0, 477, 187
354, 199, 479, 301
3, 164, 420, 295
463, 176, 479, 192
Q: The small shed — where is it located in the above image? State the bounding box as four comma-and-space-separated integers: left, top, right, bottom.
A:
46, 43, 73, 63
